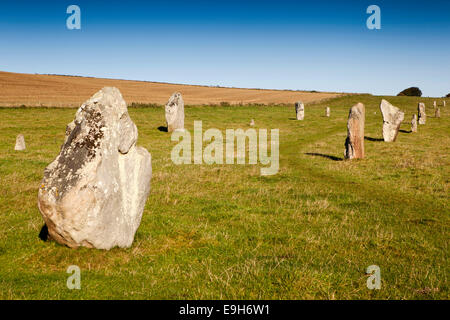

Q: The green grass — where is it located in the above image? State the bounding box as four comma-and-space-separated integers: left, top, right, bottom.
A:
0, 94, 448, 299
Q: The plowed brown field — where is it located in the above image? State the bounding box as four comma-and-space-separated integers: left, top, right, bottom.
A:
0, 71, 345, 107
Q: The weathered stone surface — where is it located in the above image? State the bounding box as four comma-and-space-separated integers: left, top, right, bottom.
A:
37, 87, 152, 250
418, 103, 426, 124
14, 134, 26, 151
295, 101, 304, 120
435, 107, 441, 118
165, 92, 184, 132
344, 103, 365, 159
411, 114, 417, 132
326, 107, 330, 117
380, 99, 405, 142
250, 119, 255, 126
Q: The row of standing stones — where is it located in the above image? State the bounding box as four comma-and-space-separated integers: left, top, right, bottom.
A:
294, 99, 443, 160
341, 99, 440, 160
12, 88, 445, 249
295, 102, 332, 120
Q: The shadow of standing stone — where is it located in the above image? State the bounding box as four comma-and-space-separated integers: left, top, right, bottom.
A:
364, 136, 384, 142
305, 153, 343, 161
38, 224, 49, 241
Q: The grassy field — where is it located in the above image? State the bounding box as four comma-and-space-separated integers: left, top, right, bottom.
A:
0, 94, 448, 299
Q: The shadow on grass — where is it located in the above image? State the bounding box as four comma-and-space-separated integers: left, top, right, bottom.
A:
157, 126, 168, 132
39, 224, 49, 241
305, 153, 343, 161
399, 129, 412, 133
364, 136, 384, 142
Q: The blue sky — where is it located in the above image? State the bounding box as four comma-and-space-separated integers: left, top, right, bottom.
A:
0, 0, 449, 96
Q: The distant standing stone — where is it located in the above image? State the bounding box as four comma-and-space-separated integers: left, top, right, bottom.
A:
418, 103, 426, 125
165, 92, 184, 132
435, 107, 441, 118
380, 99, 405, 142
444, 100, 446, 107
344, 103, 365, 159
14, 134, 26, 151
433, 101, 437, 108
37, 87, 152, 250
326, 107, 330, 117
250, 119, 255, 126
295, 101, 304, 120
411, 114, 417, 132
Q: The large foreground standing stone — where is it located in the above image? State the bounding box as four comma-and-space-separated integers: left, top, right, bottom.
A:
344, 103, 365, 159
380, 99, 404, 142
14, 134, 26, 151
38, 87, 152, 250
165, 92, 184, 132
418, 103, 426, 124
295, 101, 304, 120
411, 114, 417, 132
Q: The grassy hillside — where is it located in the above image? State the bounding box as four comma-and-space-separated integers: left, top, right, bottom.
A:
0, 94, 448, 299
0, 71, 342, 107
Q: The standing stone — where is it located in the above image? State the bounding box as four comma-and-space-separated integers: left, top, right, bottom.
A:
295, 101, 304, 120
326, 107, 330, 117
37, 87, 152, 250
418, 103, 426, 125
444, 100, 446, 107
380, 99, 405, 142
344, 103, 365, 159
435, 107, 441, 118
250, 119, 255, 126
165, 92, 184, 132
14, 134, 26, 151
411, 114, 417, 132
433, 101, 437, 108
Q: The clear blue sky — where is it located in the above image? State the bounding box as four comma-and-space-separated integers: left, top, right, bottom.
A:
0, 0, 449, 97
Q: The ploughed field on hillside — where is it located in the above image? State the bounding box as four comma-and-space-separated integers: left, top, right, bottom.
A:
0, 94, 448, 299
0, 71, 343, 107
